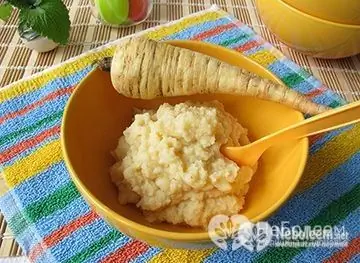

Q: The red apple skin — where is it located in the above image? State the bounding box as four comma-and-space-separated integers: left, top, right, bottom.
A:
129, 0, 149, 22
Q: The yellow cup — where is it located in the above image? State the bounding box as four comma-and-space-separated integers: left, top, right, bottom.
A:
282, 0, 360, 25
256, 0, 360, 59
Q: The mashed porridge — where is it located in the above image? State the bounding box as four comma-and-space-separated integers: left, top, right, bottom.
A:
110, 101, 257, 228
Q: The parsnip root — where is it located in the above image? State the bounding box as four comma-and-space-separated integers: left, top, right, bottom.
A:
108, 36, 329, 115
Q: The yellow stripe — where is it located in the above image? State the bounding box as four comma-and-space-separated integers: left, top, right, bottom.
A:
3, 140, 62, 187
248, 50, 278, 67
296, 123, 360, 193
268, 46, 285, 59
146, 12, 224, 40
149, 247, 216, 263
0, 48, 115, 103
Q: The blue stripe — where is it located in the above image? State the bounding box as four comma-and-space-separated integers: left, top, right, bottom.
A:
310, 126, 352, 154
290, 76, 318, 94
243, 45, 266, 56
236, 23, 255, 35
164, 18, 230, 41
268, 60, 293, 78
131, 247, 162, 262
49, 218, 117, 262
165, 18, 255, 52
349, 254, 360, 263
0, 66, 92, 114
201, 26, 249, 45
291, 208, 360, 262
0, 193, 41, 253
33, 197, 91, 237
12, 161, 68, 208
17, 225, 43, 253
278, 60, 344, 105
0, 192, 19, 219
0, 111, 62, 152
2, 134, 59, 166
306, 75, 322, 88
268, 151, 360, 226
84, 234, 132, 263
312, 89, 346, 107
272, 65, 315, 94
0, 90, 68, 137
280, 59, 314, 82
204, 246, 255, 263
37, 250, 58, 263
268, 57, 311, 86
201, 25, 255, 47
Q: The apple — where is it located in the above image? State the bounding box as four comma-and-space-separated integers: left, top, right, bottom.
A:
129, 0, 149, 22
95, 0, 129, 25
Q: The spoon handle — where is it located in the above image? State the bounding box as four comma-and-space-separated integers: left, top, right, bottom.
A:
252, 100, 360, 150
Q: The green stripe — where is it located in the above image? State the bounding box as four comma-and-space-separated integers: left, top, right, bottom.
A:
298, 68, 311, 79
281, 73, 306, 87
26, 181, 80, 222
8, 213, 29, 236
7, 181, 80, 236
0, 110, 63, 147
219, 34, 250, 47
65, 230, 123, 263
329, 100, 342, 108
255, 183, 360, 263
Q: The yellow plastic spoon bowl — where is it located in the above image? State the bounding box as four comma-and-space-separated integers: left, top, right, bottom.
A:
223, 100, 360, 167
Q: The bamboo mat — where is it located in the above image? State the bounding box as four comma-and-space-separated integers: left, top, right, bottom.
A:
0, 0, 359, 259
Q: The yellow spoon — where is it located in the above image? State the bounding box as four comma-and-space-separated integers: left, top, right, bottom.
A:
222, 100, 360, 167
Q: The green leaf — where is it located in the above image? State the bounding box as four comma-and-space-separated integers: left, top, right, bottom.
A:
0, 3, 13, 21
19, 0, 70, 45
6, 0, 30, 9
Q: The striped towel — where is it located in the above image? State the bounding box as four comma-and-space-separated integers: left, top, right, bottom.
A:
0, 5, 359, 263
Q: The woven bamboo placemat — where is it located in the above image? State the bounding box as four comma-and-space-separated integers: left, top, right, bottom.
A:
0, 0, 359, 259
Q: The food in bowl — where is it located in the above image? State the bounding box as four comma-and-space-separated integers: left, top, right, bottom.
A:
110, 101, 257, 228
98, 36, 328, 115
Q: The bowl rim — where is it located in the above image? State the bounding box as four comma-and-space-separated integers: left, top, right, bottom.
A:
280, 0, 360, 26
61, 40, 309, 241
272, 0, 360, 28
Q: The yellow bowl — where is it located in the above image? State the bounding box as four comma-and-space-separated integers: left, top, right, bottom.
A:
282, 0, 360, 25
61, 40, 308, 248
256, 0, 360, 59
